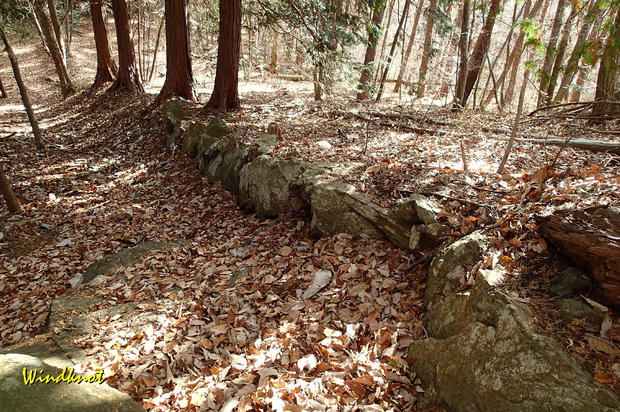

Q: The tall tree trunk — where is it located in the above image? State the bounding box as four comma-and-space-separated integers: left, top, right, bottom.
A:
375, 0, 396, 81
46, 0, 65, 63
440, 5, 461, 98
0, 164, 21, 214
554, 1, 600, 103
0, 25, 44, 150
416, 0, 438, 98
592, 8, 620, 117
545, 4, 576, 104
537, 0, 567, 107
90, 0, 117, 87
452, 0, 470, 109
156, 0, 195, 104
376, 0, 411, 102
270, 30, 279, 74
393, 0, 424, 93
110, 0, 144, 93
33, 0, 75, 96
357, 2, 387, 100
30, 10, 50, 56
570, 66, 588, 102
460, 0, 502, 107
0, 76, 7, 98
205, 0, 241, 111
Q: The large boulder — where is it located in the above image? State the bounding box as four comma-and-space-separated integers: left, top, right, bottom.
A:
204, 135, 252, 195
0, 354, 144, 412
239, 156, 306, 217
309, 183, 411, 249
408, 232, 620, 411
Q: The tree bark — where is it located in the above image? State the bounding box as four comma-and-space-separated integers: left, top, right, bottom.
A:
47, 0, 65, 63
0, 25, 44, 150
270, 29, 279, 74
357, 2, 387, 100
33, 0, 75, 96
90, 0, 117, 87
541, 206, 620, 308
453, 0, 470, 109
110, 0, 144, 93
0, 164, 21, 214
0, 76, 7, 98
376, 0, 411, 102
538, 0, 567, 107
393, 0, 424, 93
416, 0, 438, 98
205, 0, 241, 111
592, 8, 620, 117
554, 1, 600, 103
156, 0, 195, 104
460, 0, 502, 107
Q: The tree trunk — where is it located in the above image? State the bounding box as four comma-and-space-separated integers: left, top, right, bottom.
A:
270, 30, 279, 74
357, 2, 387, 100
47, 0, 65, 63
393, 0, 424, 93
452, 0, 470, 109
416, 0, 438, 98
0, 76, 7, 98
375, 0, 396, 81
439, 5, 461, 98
545, 5, 575, 105
205, 0, 241, 111
376, 0, 411, 102
90, 0, 117, 87
538, 0, 567, 107
592, 8, 620, 117
0, 25, 44, 150
460, 0, 502, 107
570, 66, 588, 102
30, 10, 51, 56
0, 164, 21, 214
541, 206, 620, 308
33, 0, 75, 96
554, 1, 600, 103
110, 0, 144, 93
156, 0, 195, 104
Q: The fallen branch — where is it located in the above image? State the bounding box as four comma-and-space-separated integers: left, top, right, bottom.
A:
348, 112, 448, 135
491, 135, 620, 154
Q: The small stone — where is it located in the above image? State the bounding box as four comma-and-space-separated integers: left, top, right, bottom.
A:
316, 140, 332, 150
206, 118, 230, 138
557, 298, 603, 324
550, 267, 591, 296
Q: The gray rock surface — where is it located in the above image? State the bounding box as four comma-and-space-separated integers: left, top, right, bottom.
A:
0, 354, 144, 412
550, 267, 592, 296
557, 298, 604, 324
408, 231, 620, 411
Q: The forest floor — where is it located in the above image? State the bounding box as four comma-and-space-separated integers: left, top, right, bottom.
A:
1, 30, 620, 410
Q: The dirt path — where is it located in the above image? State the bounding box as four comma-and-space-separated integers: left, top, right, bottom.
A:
0, 37, 423, 410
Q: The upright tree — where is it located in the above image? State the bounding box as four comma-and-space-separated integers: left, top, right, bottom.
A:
0, 163, 21, 214
453, 0, 470, 109
394, 0, 424, 93
376, 0, 411, 101
357, 1, 387, 100
90, 0, 117, 87
460, 0, 502, 107
593, 7, 620, 117
33, 0, 75, 96
156, 0, 195, 104
205, 0, 241, 111
110, 0, 143, 93
0, 76, 7, 98
0, 24, 44, 150
416, 0, 438, 98
537, 0, 567, 107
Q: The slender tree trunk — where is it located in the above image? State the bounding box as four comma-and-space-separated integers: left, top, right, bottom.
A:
47, 0, 65, 63
0, 76, 7, 98
156, 0, 195, 104
545, 5, 576, 104
205, 0, 241, 111
538, 0, 567, 107
593, 8, 620, 117
33, 0, 75, 96
147, 18, 164, 83
357, 2, 387, 100
570, 66, 588, 102
375, 0, 396, 81
376, 0, 411, 102
440, 5, 461, 98
90, 0, 117, 87
416, 0, 438, 98
460, 0, 502, 107
110, 0, 144, 93
554, 1, 600, 103
452, 0, 470, 109
394, 0, 424, 93
0, 164, 21, 214
30, 11, 51, 56
0, 25, 44, 150
270, 30, 279, 74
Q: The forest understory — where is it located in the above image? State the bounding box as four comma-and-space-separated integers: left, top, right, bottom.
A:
1, 27, 620, 410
